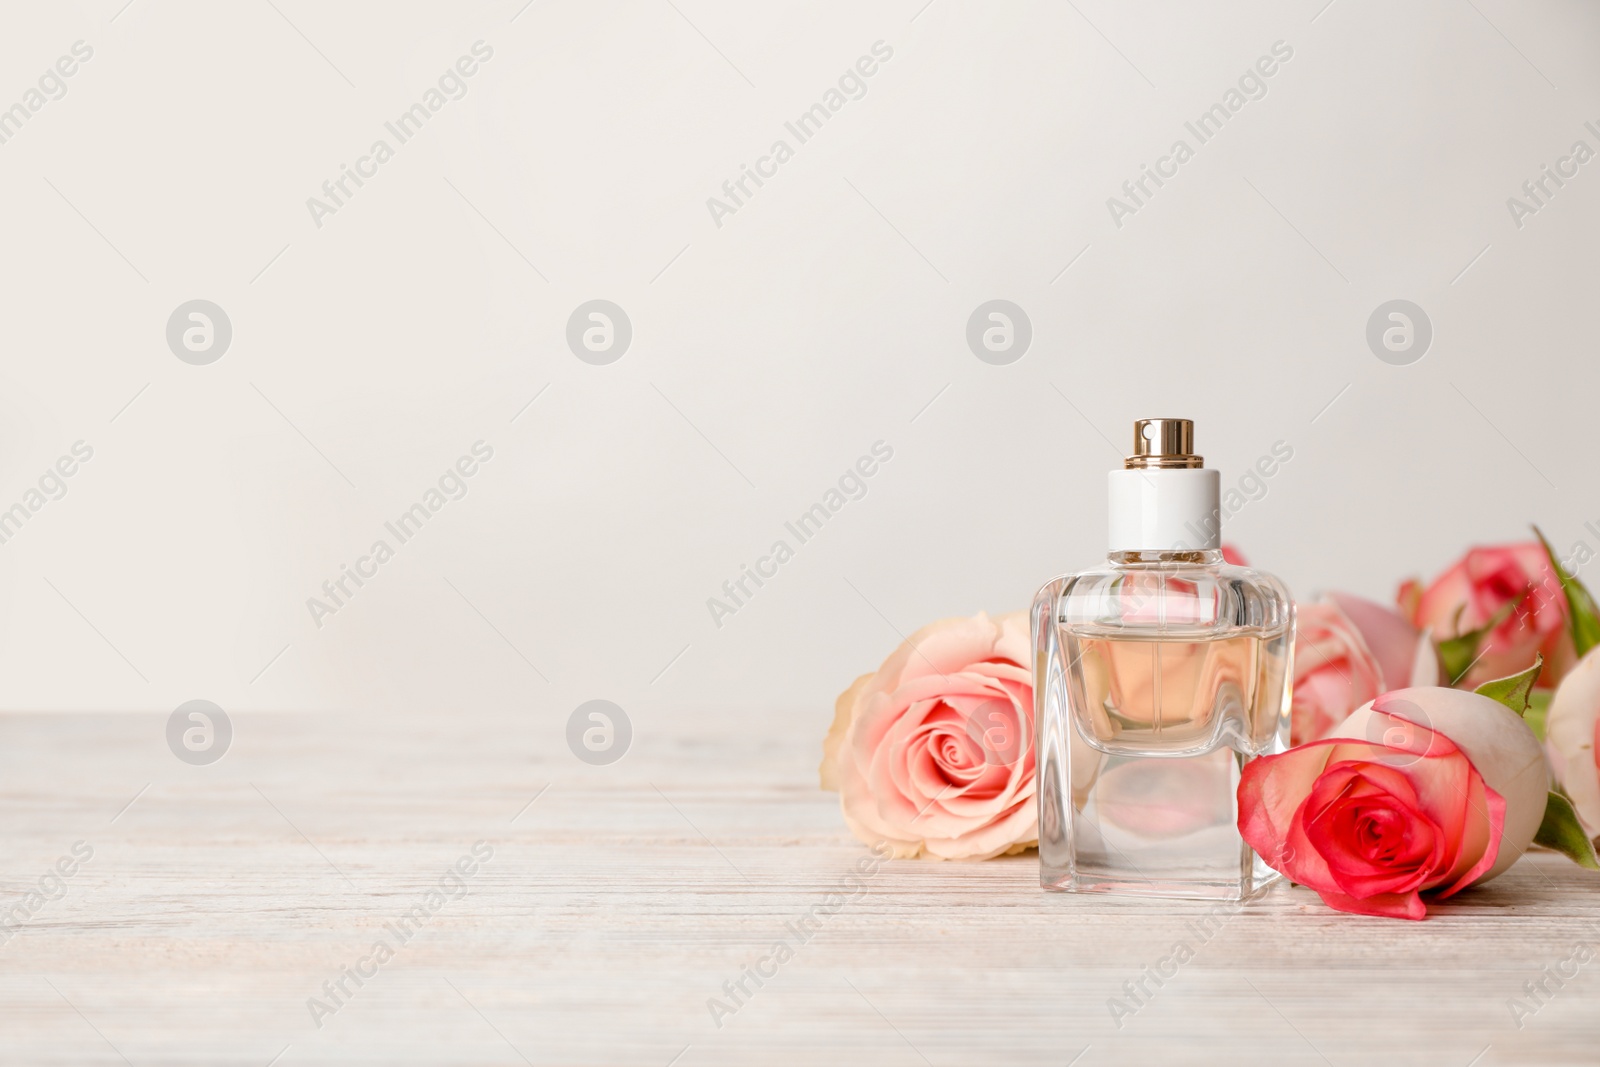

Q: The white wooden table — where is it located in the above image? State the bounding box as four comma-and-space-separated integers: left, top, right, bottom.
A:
2, 709, 1597, 1065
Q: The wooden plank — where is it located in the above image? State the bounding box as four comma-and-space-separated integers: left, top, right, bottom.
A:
0, 711, 1595, 1065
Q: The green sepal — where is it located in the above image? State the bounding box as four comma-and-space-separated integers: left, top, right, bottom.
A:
1523, 689, 1552, 742
1534, 525, 1600, 659
1473, 655, 1543, 717
1535, 791, 1600, 871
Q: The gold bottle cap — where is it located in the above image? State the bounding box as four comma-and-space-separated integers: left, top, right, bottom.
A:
1126, 418, 1204, 469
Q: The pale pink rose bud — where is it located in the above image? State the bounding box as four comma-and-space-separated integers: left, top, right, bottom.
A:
1546, 647, 1600, 837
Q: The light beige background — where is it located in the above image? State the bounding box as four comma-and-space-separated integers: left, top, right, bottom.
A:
0, 0, 1596, 726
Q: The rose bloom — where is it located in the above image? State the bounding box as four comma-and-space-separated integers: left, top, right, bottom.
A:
1546, 646, 1600, 838
1292, 600, 1385, 746
1400, 542, 1574, 688
1239, 687, 1548, 920
1291, 593, 1434, 745
821, 612, 1039, 859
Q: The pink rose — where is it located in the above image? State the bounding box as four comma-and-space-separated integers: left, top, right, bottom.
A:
1291, 593, 1430, 745
1328, 591, 1435, 690
1401, 542, 1574, 688
820, 612, 1038, 859
1546, 646, 1600, 838
1239, 687, 1547, 919
1291, 601, 1387, 745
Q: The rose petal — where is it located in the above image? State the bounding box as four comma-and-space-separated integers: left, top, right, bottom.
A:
821, 672, 873, 792
826, 611, 1041, 859
1327, 591, 1421, 690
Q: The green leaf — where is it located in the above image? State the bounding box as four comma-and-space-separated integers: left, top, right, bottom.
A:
1524, 689, 1552, 742
1534, 525, 1600, 659
1535, 791, 1600, 871
1473, 655, 1543, 716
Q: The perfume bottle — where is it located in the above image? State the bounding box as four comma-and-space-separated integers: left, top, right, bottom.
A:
1033, 419, 1293, 900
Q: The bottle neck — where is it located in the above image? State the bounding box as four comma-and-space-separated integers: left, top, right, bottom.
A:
1109, 549, 1224, 566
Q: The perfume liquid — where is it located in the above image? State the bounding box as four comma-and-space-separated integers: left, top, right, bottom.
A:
1034, 419, 1293, 900
1069, 633, 1284, 752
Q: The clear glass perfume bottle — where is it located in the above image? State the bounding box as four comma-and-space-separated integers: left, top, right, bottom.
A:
1033, 419, 1293, 900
